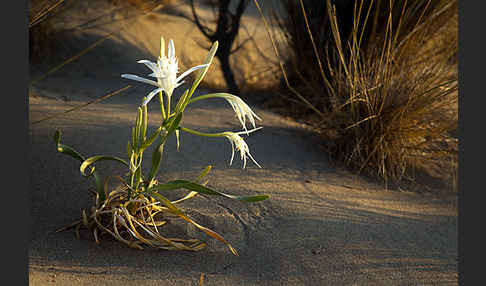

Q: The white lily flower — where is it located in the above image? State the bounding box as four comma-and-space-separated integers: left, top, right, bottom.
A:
223, 127, 262, 169
121, 37, 208, 106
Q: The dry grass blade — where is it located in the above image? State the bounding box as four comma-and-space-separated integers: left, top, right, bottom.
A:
30, 31, 118, 86
30, 85, 132, 125
29, 0, 65, 28
252, 0, 324, 118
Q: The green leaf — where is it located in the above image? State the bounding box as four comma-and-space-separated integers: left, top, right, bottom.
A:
54, 130, 86, 163
126, 141, 132, 160
54, 130, 105, 201
141, 103, 147, 142
174, 89, 189, 114
149, 192, 183, 215
141, 126, 162, 150
54, 129, 61, 145
147, 138, 167, 184
135, 107, 142, 147
151, 179, 269, 202
80, 155, 129, 177
186, 41, 218, 106
133, 163, 142, 191
166, 112, 183, 135
196, 165, 212, 182
149, 180, 190, 191
131, 127, 137, 152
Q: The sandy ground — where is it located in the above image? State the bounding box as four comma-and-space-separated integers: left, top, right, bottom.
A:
29, 1, 458, 285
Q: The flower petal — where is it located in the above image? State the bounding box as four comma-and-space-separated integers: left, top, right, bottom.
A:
168, 39, 175, 60
175, 64, 209, 83
121, 74, 159, 87
224, 129, 262, 169
142, 87, 164, 106
246, 152, 262, 168
160, 36, 165, 58
228, 136, 235, 166
137, 60, 158, 73
175, 81, 185, 89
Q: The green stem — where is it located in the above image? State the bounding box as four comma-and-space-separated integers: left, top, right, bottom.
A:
187, 93, 226, 104
166, 93, 172, 118
159, 91, 167, 119
159, 91, 166, 121
187, 92, 236, 104
179, 127, 226, 138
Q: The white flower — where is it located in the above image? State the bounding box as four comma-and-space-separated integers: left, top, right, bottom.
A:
189, 93, 262, 133
223, 127, 263, 169
121, 37, 208, 106
220, 94, 262, 132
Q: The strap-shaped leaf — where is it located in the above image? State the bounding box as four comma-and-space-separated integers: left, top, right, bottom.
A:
131, 127, 137, 152
141, 103, 147, 142
141, 126, 162, 150
166, 112, 183, 135
186, 41, 218, 106
80, 155, 129, 177
151, 179, 269, 202
126, 141, 133, 160
197, 165, 212, 182
147, 137, 167, 184
135, 107, 142, 149
54, 130, 86, 163
174, 89, 189, 115
133, 160, 142, 191
54, 130, 105, 201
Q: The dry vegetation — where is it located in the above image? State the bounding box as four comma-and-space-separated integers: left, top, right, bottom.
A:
270, 0, 458, 191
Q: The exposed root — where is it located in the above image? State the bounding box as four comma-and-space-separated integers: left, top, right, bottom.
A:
57, 187, 210, 252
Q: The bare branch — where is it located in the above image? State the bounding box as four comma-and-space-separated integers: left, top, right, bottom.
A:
189, 0, 214, 40
230, 36, 251, 54
239, 24, 279, 65
229, 0, 249, 38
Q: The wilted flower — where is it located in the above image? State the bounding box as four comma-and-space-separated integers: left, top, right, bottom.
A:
189, 93, 262, 133
122, 37, 208, 106
219, 94, 262, 132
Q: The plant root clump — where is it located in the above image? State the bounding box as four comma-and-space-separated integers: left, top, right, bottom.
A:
57, 186, 209, 252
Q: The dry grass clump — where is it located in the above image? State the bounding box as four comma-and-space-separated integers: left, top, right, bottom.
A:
274, 0, 458, 190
